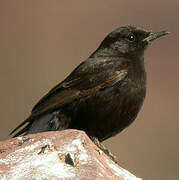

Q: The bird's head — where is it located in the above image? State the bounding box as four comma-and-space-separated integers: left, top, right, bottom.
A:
92, 26, 169, 59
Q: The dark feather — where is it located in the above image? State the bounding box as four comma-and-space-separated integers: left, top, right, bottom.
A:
11, 57, 128, 136
10, 118, 30, 136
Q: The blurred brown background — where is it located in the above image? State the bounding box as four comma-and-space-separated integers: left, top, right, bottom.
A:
0, 1, 178, 179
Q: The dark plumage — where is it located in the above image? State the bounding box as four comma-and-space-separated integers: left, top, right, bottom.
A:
10, 26, 168, 142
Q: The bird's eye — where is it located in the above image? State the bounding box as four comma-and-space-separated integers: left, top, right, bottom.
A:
127, 34, 135, 42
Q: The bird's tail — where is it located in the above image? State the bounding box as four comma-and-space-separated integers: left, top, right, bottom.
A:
10, 116, 33, 137
10, 112, 69, 137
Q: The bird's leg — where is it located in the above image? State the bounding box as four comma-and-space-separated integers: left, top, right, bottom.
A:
90, 136, 119, 164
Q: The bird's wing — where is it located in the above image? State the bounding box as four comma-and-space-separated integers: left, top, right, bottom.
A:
10, 57, 128, 136
31, 57, 128, 116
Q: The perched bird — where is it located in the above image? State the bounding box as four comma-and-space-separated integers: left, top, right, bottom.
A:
10, 26, 168, 142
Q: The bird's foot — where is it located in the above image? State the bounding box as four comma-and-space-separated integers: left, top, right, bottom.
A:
90, 136, 119, 164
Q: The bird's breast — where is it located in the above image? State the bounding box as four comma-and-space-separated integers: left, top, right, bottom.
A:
68, 61, 146, 141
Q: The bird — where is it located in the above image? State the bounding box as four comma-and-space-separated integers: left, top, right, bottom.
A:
10, 26, 168, 142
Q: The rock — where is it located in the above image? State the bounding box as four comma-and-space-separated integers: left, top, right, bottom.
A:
0, 130, 142, 180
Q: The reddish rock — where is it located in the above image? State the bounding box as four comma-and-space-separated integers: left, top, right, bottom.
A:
0, 130, 142, 180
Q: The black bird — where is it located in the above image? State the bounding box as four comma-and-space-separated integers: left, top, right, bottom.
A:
10, 26, 168, 142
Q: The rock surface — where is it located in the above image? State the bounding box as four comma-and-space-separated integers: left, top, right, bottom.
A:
0, 130, 142, 180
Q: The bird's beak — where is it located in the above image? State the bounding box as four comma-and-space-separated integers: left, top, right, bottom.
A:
143, 31, 169, 42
